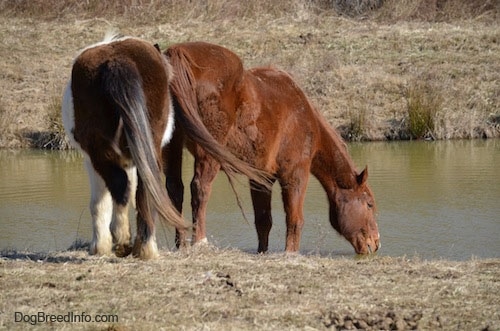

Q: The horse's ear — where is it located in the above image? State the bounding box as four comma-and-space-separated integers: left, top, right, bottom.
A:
357, 166, 368, 186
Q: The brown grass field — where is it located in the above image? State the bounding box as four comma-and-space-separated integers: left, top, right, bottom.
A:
0, 0, 499, 148
1, 247, 499, 330
0, 1, 499, 330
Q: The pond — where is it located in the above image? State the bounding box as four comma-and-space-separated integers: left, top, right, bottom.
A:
0, 140, 498, 260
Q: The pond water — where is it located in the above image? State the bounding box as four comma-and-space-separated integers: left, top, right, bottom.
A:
0, 140, 499, 260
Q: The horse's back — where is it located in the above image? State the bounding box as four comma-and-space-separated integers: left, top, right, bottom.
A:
75, 38, 165, 77
166, 42, 245, 144
166, 41, 244, 82
74, 38, 169, 106
247, 67, 313, 111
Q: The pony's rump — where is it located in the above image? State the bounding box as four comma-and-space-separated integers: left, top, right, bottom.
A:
66, 36, 186, 258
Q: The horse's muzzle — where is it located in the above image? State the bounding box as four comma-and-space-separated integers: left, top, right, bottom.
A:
367, 240, 381, 254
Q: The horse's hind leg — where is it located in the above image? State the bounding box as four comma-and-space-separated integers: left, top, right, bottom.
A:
250, 180, 275, 253
84, 156, 113, 256
164, 127, 186, 248
111, 166, 136, 257
190, 154, 220, 244
132, 178, 159, 259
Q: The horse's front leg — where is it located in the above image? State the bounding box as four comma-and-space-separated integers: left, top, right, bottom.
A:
111, 166, 136, 257
280, 172, 310, 253
190, 154, 220, 244
250, 179, 275, 253
84, 156, 113, 256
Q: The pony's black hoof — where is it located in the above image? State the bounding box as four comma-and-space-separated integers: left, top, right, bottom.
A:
114, 244, 133, 258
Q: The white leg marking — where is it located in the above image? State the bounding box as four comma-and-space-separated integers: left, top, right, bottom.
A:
85, 156, 113, 256
111, 166, 136, 246
134, 228, 159, 260
141, 235, 159, 260
61, 80, 80, 149
111, 202, 130, 247
161, 102, 175, 147
193, 237, 209, 246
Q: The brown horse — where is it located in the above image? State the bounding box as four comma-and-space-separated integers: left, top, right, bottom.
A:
165, 42, 380, 254
62, 36, 269, 259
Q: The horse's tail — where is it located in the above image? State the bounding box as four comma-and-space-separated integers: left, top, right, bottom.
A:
165, 48, 272, 190
102, 59, 185, 232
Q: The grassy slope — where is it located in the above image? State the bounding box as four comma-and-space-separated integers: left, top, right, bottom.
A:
0, 0, 498, 148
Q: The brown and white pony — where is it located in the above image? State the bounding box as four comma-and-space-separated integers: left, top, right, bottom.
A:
62, 36, 268, 259
165, 42, 380, 254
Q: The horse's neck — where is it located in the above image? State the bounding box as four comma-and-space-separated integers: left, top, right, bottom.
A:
311, 119, 357, 194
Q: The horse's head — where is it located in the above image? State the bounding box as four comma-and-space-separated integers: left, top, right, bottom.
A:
329, 167, 380, 254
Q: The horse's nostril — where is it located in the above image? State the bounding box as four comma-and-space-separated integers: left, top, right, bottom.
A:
367, 244, 372, 254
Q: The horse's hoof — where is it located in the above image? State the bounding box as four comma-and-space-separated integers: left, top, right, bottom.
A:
89, 240, 113, 256
114, 243, 133, 257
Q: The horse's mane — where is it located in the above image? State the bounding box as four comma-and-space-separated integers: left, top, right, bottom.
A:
283, 69, 353, 169
294, 74, 360, 185
256, 66, 349, 153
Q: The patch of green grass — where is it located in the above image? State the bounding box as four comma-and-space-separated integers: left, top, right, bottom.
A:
404, 80, 442, 140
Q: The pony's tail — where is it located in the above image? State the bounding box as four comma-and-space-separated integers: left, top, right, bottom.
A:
102, 59, 185, 233
166, 48, 272, 190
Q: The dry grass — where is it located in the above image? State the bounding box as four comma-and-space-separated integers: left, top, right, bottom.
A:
1, 246, 499, 330
0, 0, 498, 148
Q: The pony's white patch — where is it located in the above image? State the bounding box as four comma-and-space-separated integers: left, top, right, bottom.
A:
111, 200, 131, 247
110, 166, 136, 246
139, 236, 159, 260
195, 237, 209, 245
85, 156, 114, 256
61, 80, 81, 150
161, 101, 176, 147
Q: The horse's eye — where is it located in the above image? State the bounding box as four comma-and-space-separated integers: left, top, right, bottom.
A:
367, 202, 373, 209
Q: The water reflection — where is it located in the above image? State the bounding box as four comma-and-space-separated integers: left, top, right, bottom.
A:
349, 140, 500, 260
0, 150, 91, 251
0, 140, 498, 260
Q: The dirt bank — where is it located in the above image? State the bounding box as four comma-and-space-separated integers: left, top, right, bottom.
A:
0, 0, 499, 148
1, 247, 499, 330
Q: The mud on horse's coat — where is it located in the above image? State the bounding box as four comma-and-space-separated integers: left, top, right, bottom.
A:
165, 42, 380, 254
